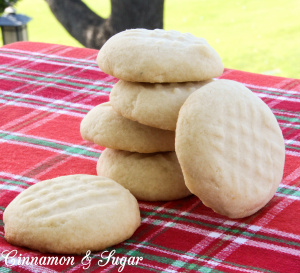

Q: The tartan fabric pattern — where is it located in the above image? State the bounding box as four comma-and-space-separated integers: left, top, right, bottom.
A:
0, 42, 299, 273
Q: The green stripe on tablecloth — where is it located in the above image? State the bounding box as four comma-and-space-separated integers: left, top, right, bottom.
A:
0, 50, 98, 67
276, 115, 300, 125
141, 211, 300, 248
125, 240, 277, 273
0, 70, 111, 92
115, 248, 226, 273
0, 94, 89, 113
0, 266, 19, 273
274, 108, 300, 115
251, 88, 300, 99
1, 178, 30, 187
277, 187, 300, 197
0, 267, 12, 273
0, 64, 114, 86
0, 133, 100, 158
280, 123, 300, 129
0, 76, 110, 96
286, 145, 300, 151
0, 178, 31, 187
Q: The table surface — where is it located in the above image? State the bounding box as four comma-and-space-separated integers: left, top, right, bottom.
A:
0, 42, 299, 273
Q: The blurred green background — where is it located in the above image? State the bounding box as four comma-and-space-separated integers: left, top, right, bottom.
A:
1, 0, 299, 79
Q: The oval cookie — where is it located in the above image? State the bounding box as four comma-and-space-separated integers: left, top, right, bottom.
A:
97, 28, 223, 83
97, 148, 191, 201
175, 80, 285, 218
3, 174, 140, 254
80, 102, 175, 153
110, 79, 211, 131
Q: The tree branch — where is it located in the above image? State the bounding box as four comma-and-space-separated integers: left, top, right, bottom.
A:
45, 0, 164, 49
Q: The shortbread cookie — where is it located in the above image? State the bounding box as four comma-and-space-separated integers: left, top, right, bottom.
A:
97, 28, 223, 83
4, 174, 140, 254
97, 148, 191, 201
80, 102, 175, 153
175, 79, 285, 218
110, 80, 211, 131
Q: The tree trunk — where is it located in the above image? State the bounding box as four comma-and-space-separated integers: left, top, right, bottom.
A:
45, 0, 164, 49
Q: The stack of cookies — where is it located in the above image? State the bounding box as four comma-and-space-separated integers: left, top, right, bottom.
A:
80, 28, 224, 202
3, 28, 285, 256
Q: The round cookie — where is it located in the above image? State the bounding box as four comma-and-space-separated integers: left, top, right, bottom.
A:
80, 102, 175, 153
110, 80, 211, 131
175, 79, 285, 219
97, 28, 223, 83
97, 148, 191, 201
3, 174, 140, 254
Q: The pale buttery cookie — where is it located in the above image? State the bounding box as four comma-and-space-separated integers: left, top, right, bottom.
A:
97, 28, 223, 83
97, 148, 191, 201
4, 174, 140, 254
110, 80, 211, 131
175, 79, 285, 219
80, 102, 175, 153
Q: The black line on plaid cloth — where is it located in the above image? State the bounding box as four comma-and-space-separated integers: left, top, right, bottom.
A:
135, 198, 197, 242
0, 49, 112, 102
185, 202, 274, 272
140, 210, 300, 248
136, 200, 212, 272
0, 69, 111, 125
277, 185, 300, 199
125, 240, 278, 273
283, 132, 300, 150
0, 47, 78, 97
116, 248, 226, 273
135, 204, 168, 240
201, 196, 298, 271
0, 178, 31, 188
23, 154, 69, 178
282, 79, 300, 91
249, 87, 300, 99
108, 206, 178, 273
93, 200, 201, 273
0, 89, 93, 134
0, 47, 111, 84
0, 132, 100, 159
0, 64, 114, 89
3, 111, 53, 133
276, 113, 300, 125
0, 72, 112, 95
282, 129, 300, 151
139, 200, 300, 262
0, 93, 89, 114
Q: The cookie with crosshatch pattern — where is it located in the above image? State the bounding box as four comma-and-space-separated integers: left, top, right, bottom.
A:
3, 174, 140, 254
97, 28, 223, 83
175, 79, 285, 218
80, 102, 175, 153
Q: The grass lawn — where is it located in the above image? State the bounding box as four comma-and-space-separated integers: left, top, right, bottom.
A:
0, 0, 299, 79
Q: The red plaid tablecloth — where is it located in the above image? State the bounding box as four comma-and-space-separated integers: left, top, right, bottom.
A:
0, 42, 299, 273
